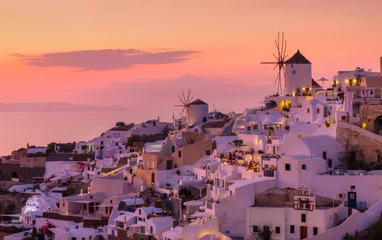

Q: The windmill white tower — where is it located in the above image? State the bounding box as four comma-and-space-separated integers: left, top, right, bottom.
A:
175, 90, 208, 127
284, 50, 312, 96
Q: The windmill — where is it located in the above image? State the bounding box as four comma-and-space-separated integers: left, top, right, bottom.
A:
261, 32, 288, 95
174, 90, 194, 124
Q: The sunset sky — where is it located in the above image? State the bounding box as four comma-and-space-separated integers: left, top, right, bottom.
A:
1, 0, 381, 116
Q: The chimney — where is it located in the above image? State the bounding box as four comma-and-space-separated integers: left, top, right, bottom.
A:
380, 57, 382, 76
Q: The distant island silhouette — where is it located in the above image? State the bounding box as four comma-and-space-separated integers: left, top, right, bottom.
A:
0, 102, 128, 112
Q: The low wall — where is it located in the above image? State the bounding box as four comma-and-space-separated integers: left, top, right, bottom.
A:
306, 200, 382, 240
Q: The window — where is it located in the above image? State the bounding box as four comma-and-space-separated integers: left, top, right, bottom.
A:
139, 209, 141, 215
291, 64, 294, 68
252, 225, 259, 233
285, 164, 291, 171
307, 108, 310, 113
178, 151, 182, 158
247, 126, 251, 131
101, 141, 104, 145
190, 139, 194, 144
317, 108, 320, 114
290, 225, 295, 233
292, 70, 296, 74
171, 146, 175, 153
322, 151, 327, 160
301, 214, 306, 222
302, 164, 306, 170
71, 238, 76, 240
275, 227, 280, 234
206, 150, 211, 156
296, 118, 299, 121
313, 227, 318, 235
174, 164, 177, 168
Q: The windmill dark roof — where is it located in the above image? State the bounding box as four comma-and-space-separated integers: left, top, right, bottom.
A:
312, 79, 321, 88
190, 99, 208, 105
285, 50, 311, 64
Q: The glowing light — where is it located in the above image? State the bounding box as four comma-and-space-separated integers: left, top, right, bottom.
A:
302, 87, 306, 91
336, 80, 339, 84
362, 122, 366, 129
345, 79, 349, 84
353, 79, 357, 83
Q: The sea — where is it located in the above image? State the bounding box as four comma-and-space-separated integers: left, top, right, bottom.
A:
0, 111, 156, 156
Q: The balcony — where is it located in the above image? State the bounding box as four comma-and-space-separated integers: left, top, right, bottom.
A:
344, 201, 367, 211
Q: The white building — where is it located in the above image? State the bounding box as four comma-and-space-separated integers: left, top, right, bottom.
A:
245, 185, 347, 240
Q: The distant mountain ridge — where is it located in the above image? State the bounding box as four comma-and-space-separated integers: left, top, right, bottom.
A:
0, 102, 128, 112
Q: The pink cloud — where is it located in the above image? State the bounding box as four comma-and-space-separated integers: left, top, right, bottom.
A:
12, 49, 201, 71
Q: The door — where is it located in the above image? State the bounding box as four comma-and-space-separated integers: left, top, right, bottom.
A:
166, 160, 172, 170
89, 202, 95, 214
300, 226, 307, 239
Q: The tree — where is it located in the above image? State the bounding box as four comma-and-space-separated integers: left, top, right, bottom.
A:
46, 142, 56, 153
251, 224, 273, 240
116, 122, 126, 127
339, 140, 365, 170
126, 137, 134, 147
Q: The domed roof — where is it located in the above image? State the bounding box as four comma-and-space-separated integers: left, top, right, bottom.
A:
190, 99, 208, 105
285, 50, 311, 64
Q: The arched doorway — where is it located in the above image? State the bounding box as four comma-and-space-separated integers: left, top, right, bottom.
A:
279, 100, 292, 114
374, 115, 382, 134
92, 234, 106, 240
265, 101, 277, 110
151, 173, 155, 184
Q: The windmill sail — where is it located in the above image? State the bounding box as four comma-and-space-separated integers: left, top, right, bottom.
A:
261, 32, 288, 95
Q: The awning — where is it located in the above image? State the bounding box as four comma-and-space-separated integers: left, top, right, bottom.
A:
184, 200, 204, 207
72, 200, 95, 204
0, 214, 27, 217
97, 204, 114, 207
129, 222, 146, 227
190, 211, 212, 218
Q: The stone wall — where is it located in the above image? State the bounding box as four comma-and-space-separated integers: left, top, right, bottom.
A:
69, 181, 90, 194
359, 104, 382, 134
337, 121, 382, 163
0, 163, 45, 182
